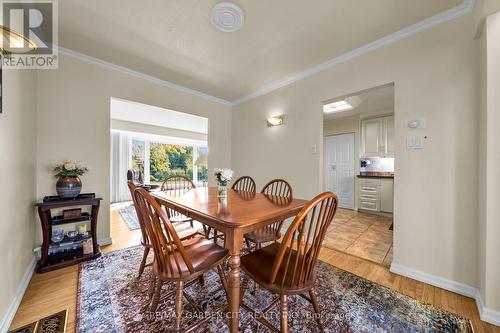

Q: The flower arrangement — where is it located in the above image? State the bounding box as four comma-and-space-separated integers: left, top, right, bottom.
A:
214, 168, 234, 186
53, 160, 89, 178
214, 168, 233, 198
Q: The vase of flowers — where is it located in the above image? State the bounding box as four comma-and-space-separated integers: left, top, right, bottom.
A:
53, 160, 89, 199
214, 168, 234, 198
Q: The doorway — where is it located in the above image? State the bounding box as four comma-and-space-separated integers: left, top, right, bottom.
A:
321, 84, 394, 267
324, 133, 355, 209
109, 97, 209, 239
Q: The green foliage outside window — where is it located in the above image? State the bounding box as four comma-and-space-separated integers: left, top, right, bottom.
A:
150, 143, 193, 182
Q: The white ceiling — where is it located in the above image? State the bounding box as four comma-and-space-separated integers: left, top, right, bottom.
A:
110, 98, 208, 134
59, 0, 464, 102
323, 84, 394, 121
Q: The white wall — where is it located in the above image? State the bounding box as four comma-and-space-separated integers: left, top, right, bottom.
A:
232, 6, 480, 291
36, 55, 231, 244
0, 69, 37, 331
478, 9, 500, 317
110, 119, 208, 142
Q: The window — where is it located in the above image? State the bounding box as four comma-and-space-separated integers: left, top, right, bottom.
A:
130, 137, 207, 186
131, 139, 146, 180
149, 142, 193, 183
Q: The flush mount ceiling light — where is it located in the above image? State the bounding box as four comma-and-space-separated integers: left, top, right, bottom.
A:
0, 25, 37, 53
267, 115, 284, 127
211, 2, 244, 32
323, 96, 362, 114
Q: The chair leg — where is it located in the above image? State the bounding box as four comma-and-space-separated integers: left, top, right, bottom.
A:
280, 295, 288, 333
138, 246, 150, 278
240, 275, 250, 303
148, 274, 157, 301
217, 265, 229, 299
213, 230, 218, 243
309, 288, 323, 331
245, 238, 251, 249
251, 243, 261, 294
174, 281, 184, 332
198, 274, 205, 286
203, 226, 211, 239
189, 220, 194, 228
150, 279, 163, 312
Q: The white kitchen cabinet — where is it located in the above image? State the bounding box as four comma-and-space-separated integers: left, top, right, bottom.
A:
380, 178, 394, 213
358, 177, 394, 214
358, 178, 381, 212
361, 118, 382, 156
361, 115, 394, 157
384, 116, 395, 156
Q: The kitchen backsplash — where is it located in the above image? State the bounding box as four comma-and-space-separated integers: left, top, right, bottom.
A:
360, 157, 394, 173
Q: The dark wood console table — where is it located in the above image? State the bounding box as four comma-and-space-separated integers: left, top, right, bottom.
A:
35, 195, 102, 273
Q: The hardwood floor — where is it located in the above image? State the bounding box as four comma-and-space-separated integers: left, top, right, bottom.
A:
324, 208, 393, 266
9, 206, 499, 333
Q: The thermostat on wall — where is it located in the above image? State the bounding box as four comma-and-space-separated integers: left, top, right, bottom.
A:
407, 117, 426, 129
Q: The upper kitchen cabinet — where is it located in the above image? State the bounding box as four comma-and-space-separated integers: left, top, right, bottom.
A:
361, 115, 394, 157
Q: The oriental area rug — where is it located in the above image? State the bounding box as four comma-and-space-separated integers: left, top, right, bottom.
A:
77, 245, 472, 333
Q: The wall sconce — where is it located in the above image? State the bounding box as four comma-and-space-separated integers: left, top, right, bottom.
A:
267, 115, 284, 127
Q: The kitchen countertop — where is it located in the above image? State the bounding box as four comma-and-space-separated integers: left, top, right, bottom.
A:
357, 172, 394, 178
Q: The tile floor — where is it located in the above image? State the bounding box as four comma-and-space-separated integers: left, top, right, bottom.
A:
324, 208, 393, 266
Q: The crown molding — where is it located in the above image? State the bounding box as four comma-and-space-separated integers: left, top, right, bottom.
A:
57, 0, 474, 107
57, 47, 231, 106
231, 0, 476, 106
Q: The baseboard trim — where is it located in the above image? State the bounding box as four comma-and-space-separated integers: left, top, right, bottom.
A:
390, 263, 477, 297
0, 255, 37, 333
391, 263, 500, 328
98, 237, 113, 246
1, 238, 113, 333
475, 290, 500, 327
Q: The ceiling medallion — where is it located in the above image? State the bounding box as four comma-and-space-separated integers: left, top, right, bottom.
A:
211, 2, 244, 33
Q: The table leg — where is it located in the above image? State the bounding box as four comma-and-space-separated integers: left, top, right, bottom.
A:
225, 228, 244, 333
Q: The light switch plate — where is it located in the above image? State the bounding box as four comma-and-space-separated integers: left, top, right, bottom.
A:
407, 136, 424, 149
310, 144, 317, 154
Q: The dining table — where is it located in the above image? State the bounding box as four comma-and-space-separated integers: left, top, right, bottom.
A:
152, 186, 308, 333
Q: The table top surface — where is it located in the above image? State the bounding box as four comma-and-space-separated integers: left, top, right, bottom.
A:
152, 187, 308, 228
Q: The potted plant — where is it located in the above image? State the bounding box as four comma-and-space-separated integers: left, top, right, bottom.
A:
53, 160, 89, 199
214, 168, 234, 197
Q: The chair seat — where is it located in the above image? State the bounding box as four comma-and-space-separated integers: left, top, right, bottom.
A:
169, 214, 193, 223
141, 222, 197, 247
173, 222, 198, 240
245, 226, 281, 244
241, 243, 313, 294
154, 236, 228, 280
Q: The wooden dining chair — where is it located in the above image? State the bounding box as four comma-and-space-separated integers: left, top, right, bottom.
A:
127, 169, 160, 191
127, 181, 198, 278
161, 175, 196, 227
197, 175, 257, 245
231, 176, 256, 193
134, 188, 230, 332
240, 192, 338, 333
245, 179, 293, 250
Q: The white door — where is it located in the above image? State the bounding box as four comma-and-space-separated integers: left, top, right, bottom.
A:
325, 133, 355, 209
